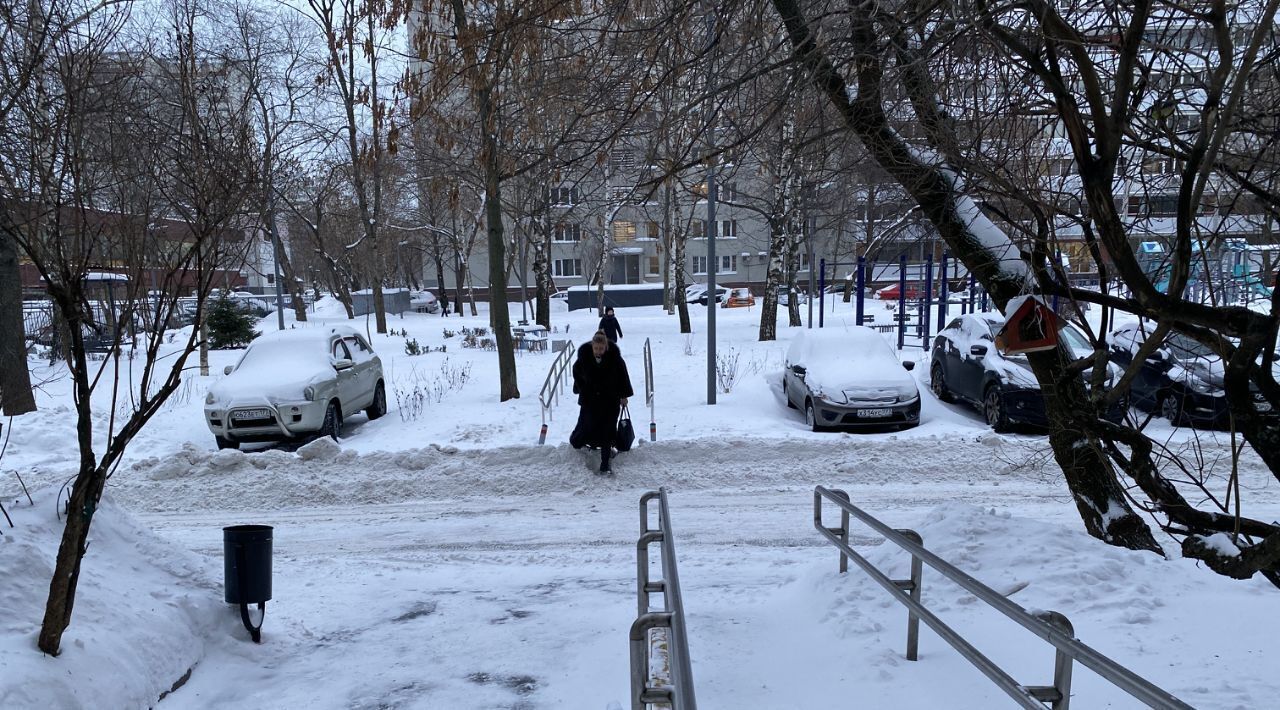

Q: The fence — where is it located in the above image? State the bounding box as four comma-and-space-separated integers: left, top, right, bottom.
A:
813, 486, 1193, 710
631, 488, 697, 710
820, 253, 996, 351
536, 339, 575, 444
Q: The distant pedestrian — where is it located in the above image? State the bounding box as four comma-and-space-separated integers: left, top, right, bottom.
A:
598, 307, 622, 343
570, 331, 634, 473
438, 289, 450, 317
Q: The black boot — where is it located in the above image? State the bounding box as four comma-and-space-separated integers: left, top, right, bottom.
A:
599, 446, 611, 473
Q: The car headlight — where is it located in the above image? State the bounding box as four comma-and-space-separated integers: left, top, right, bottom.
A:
205, 392, 216, 405
304, 385, 316, 401
1187, 376, 1214, 394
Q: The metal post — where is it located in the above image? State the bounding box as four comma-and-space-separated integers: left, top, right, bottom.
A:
818, 258, 826, 328
856, 256, 865, 326
701, 0, 718, 407
898, 529, 924, 662
922, 254, 933, 350
897, 254, 907, 350
968, 272, 976, 314
981, 287, 989, 313
938, 251, 949, 331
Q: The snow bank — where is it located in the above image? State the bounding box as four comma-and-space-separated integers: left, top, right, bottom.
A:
0, 490, 223, 709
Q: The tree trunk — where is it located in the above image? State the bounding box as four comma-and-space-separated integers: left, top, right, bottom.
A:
674, 224, 691, 333
533, 215, 551, 330
0, 230, 36, 415
274, 239, 308, 322
759, 219, 785, 341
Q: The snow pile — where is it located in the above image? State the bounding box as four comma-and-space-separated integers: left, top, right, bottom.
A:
0, 490, 223, 709
722, 503, 1280, 708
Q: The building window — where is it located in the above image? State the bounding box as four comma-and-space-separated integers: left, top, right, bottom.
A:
648, 256, 660, 275
797, 252, 810, 272
692, 219, 706, 239
719, 255, 737, 274
719, 219, 737, 238
691, 256, 708, 275
721, 182, 738, 201
553, 258, 582, 277
553, 222, 581, 242
609, 186, 632, 201
646, 221, 659, 240
609, 149, 635, 171
613, 221, 636, 242
549, 186, 579, 206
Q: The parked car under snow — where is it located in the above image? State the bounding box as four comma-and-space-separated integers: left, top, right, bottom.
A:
204, 326, 386, 449
1109, 321, 1276, 428
783, 326, 921, 431
930, 313, 1125, 431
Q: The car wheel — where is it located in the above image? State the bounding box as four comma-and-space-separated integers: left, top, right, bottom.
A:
1160, 392, 1184, 426
930, 362, 954, 403
366, 380, 387, 420
805, 399, 823, 432
215, 436, 239, 450
984, 386, 1011, 433
783, 378, 797, 409
319, 401, 343, 440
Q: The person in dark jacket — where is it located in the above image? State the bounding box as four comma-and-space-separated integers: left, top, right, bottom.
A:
598, 307, 622, 343
438, 288, 449, 317
570, 331, 634, 472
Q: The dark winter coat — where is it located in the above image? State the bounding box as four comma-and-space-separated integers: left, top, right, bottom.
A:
598, 314, 623, 343
569, 341, 634, 448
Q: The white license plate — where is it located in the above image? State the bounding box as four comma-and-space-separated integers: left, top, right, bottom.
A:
856, 408, 892, 418
232, 408, 272, 420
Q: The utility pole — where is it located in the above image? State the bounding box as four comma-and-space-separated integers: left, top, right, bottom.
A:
702, 0, 718, 405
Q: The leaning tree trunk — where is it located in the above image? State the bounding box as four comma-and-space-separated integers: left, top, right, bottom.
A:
0, 229, 36, 415
771, 0, 1161, 553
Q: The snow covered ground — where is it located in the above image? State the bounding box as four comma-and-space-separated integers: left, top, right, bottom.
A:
3, 295, 1278, 709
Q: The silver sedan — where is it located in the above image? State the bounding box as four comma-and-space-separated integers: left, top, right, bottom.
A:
204, 325, 386, 449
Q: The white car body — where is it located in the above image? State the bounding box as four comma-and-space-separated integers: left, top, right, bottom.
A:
203, 326, 385, 448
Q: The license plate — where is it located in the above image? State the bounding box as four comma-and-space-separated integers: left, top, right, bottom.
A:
232, 408, 272, 420
856, 408, 892, 418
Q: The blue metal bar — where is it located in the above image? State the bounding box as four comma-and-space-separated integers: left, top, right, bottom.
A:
897, 254, 907, 350
938, 251, 949, 331
819, 258, 826, 329
855, 256, 866, 326
922, 254, 933, 350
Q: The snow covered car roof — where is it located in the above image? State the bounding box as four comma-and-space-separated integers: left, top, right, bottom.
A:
212, 326, 371, 403
787, 326, 917, 397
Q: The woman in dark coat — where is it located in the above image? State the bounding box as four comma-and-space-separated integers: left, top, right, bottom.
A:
570, 331, 634, 472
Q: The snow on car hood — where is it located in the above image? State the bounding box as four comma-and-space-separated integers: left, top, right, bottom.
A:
787, 326, 918, 403
209, 338, 334, 404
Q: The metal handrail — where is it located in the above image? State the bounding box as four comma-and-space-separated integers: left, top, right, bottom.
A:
643, 338, 656, 441
632, 489, 697, 710
814, 486, 1193, 710
536, 339, 574, 444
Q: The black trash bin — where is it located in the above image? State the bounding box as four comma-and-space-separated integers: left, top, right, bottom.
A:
224, 524, 272, 642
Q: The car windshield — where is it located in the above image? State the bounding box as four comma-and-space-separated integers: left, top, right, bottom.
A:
1166, 333, 1213, 359
238, 338, 330, 371
1058, 324, 1092, 354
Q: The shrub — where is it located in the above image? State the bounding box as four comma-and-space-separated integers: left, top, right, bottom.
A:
207, 295, 259, 349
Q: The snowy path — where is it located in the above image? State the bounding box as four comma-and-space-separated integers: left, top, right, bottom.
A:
134, 437, 1279, 710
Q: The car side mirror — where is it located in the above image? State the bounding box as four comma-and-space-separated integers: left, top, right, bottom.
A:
791, 365, 806, 377
970, 344, 988, 357
902, 361, 916, 371
223, 365, 234, 375
334, 358, 354, 371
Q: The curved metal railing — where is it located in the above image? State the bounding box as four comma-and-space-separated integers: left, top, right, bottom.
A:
814, 486, 1193, 710
631, 488, 697, 710
536, 339, 574, 444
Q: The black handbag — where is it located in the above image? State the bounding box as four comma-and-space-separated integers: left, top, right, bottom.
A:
615, 405, 635, 452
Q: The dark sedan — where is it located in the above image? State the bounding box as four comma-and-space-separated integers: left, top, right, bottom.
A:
1109, 322, 1275, 428
930, 313, 1124, 432
783, 326, 921, 432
